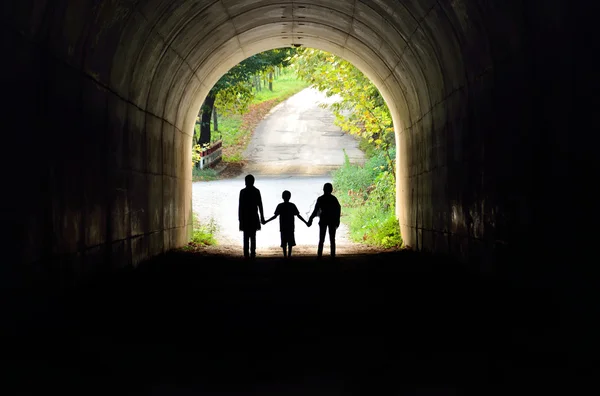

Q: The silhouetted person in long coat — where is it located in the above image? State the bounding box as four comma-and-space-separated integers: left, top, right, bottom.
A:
238, 174, 265, 258
308, 183, 341, 258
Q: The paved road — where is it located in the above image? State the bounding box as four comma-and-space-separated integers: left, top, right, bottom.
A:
243, 88, 364, 175
192, 88, 365, 253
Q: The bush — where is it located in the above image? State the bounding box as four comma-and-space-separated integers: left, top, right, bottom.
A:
332, 147, 401, 248
333, 149, 394, 206
333, 157, 374, 205
190, 214, 218, 246
344, 205, 402, 248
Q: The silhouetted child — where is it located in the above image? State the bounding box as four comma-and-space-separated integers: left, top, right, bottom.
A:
264, 190, 308, 257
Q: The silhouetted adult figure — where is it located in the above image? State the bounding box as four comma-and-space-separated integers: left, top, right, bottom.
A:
238, 174, 265, 259
308, 183, 341, 259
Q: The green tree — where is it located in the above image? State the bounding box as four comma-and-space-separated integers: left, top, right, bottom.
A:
197, 48, 296, 145
291, 48, 395, 176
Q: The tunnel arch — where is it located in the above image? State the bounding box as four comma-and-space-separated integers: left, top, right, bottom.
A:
108, 0, 465, 258
2, 0, 576, 280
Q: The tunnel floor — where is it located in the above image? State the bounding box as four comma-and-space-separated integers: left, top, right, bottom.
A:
1, 251, 592, 395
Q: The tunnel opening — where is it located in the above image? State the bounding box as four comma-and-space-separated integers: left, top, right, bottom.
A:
188, 47, 401, 257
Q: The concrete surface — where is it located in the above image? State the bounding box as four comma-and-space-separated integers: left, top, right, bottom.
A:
0, 0, 588, 282
243, 88, 364, 175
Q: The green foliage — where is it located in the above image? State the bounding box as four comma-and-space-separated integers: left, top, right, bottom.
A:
192, 166, 219, 181
194, 124, 200, 144
333, 148, 401, 248
345, 205, 402, 249
291, 48, 394, 153
211, 114, 242, 145
223, 152, 244, 163
358, 137, 379, 158
190, 213, 218, 246
334, 148, 395, 205
191, 142, 211, 166
215, 82, 255, 116
211, 49, 298, 117
251, 71, 310, 102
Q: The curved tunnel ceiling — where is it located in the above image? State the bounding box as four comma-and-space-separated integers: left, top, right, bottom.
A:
109, 0, 464, 138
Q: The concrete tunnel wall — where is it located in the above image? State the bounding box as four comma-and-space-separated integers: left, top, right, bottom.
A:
1, 0, 580, 282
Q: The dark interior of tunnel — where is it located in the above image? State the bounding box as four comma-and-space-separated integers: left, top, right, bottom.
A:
2, 251, 597, 395
0, 0, 596, 393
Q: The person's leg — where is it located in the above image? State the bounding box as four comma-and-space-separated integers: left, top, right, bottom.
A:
243, 231, 250, 258
288, 232, 295, 257
329, 224, 337, 258
318, 223, 327, 258
250, 231, 257, 258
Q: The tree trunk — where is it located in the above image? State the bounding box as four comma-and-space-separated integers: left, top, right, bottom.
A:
199, 92, 216, 145
212, 106, 218, 132
268, 72, 273, 91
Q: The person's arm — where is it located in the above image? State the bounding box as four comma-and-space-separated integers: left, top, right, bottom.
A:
257, 190, 265, 223
334, 197, 341, 228
238, 190, 243, 231
294, 204, 308, 226
265, 204, 280, 225
308, 198, 320, 226
297, 214, 308, 226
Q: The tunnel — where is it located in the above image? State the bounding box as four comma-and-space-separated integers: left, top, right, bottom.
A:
0, 1, 594, 391
0, 0, 588, 281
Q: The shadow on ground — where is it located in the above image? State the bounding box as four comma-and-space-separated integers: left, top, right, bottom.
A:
1, 250, 595, 395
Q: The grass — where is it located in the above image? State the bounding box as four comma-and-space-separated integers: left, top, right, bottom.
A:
343, 205, 402, 248
212, 115, 244, 162
184, 213, 218, 249
192, 167, 219, 181
252, 73, 311, 103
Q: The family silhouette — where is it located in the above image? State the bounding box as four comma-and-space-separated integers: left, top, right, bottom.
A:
238, 175, 341, 259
